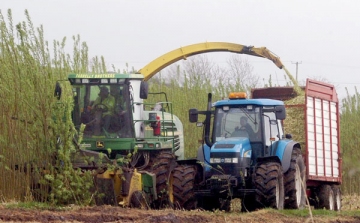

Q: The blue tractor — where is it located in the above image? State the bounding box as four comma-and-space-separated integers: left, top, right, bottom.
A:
172, 92, 306, 211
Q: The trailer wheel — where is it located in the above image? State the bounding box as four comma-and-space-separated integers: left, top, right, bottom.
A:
284, 148, 306, 209
331, 185, 341, 211
150, 150, 176, 208
318, 184, 334, 210
254, 162, 284, 210
172, 165, 197, 210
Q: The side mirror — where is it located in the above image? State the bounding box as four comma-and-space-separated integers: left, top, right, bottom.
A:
140, 81, 148, 99
285, 133, 292, 139
275, 105, 286, 120
189, 108, 199, 123
54, 82, 62, 100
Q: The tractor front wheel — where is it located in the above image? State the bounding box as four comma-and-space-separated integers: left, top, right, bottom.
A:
254, 162, 284, 210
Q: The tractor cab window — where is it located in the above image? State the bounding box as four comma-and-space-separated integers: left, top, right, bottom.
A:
72, 83, 134, 138
263, 111, 283, 147
213, 106, 260, 142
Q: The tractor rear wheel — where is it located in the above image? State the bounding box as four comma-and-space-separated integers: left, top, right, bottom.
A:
284, 148, 307, 209
318, 184, 334, 210
254, 162, 284, 210
172, 165, 197, 210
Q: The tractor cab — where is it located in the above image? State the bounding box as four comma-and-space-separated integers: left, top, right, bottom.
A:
211, 92, 287, 162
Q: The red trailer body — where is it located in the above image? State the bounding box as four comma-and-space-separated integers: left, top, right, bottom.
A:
304, 79, 341, 186
252, 78, 342, 209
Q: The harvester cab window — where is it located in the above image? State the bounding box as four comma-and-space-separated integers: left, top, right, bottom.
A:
71, 83, 133, 138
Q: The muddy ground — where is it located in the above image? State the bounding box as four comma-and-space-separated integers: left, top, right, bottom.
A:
1, 196, 360, 223
1, 204, 360, 223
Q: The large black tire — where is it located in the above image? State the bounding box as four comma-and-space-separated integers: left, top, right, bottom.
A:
318, 184, 334, 210
130, 190, 149, 209
331, 185, 341, 211
254, 162, 284, 210
150, 150, 176, 208
284, 148, 307, 209
172, 165, 197, 210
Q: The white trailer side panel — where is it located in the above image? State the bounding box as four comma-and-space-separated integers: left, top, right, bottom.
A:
305, 79, 341, 183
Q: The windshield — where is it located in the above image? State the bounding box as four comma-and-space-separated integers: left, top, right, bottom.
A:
213, 106, 261, 142
72, 83, 134, 138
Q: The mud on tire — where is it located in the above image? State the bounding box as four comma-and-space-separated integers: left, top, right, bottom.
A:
172, 165, 197, 210
284, 148, 307, 209
149, 150, 176, 208
254, 162, 284, 210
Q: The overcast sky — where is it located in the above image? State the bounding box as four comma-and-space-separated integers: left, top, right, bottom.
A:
2, 0, 360, 100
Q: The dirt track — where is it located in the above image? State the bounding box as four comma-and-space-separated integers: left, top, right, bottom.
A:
0, 205, 360, 223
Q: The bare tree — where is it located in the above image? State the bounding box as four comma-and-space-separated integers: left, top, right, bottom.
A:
225, 55, 259, 94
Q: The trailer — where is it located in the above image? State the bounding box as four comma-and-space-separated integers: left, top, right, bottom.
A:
251, 78, 342, 210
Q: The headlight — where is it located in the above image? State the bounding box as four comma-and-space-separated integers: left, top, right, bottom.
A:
232, 158, 238, 163
243, 150, 252, 158
210, 158, 221, 163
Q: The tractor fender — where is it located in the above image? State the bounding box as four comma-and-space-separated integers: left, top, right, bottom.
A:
273, 140, 301, 173
196, 144, 211, 172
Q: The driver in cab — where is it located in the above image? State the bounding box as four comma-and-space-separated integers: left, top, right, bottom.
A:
92, 87, 115, 131
231, 116, 255, 138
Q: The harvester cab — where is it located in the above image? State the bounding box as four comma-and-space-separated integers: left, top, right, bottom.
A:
63, 73, 185, 207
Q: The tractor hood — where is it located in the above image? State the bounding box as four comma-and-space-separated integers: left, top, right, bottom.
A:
211, 137, 252, 154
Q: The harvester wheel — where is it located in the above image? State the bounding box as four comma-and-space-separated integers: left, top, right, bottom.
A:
254, 162, 284, 210
130, 190, 149, 209
150, 150, 176, 209
284, 148, 307, 209
331, 185, 341, 211
318, 184, 334, 210
172, 165, 197, 210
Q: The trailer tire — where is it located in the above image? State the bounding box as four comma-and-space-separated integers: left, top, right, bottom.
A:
318, 184, 334, 210
331, 185, 341, 211
172, 165, 197, 210
150, 150, 176, 209
284, 148, 307, 209
254, 162, 284, 210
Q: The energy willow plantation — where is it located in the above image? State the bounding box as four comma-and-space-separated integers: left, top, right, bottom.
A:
0, 9, 359, 209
